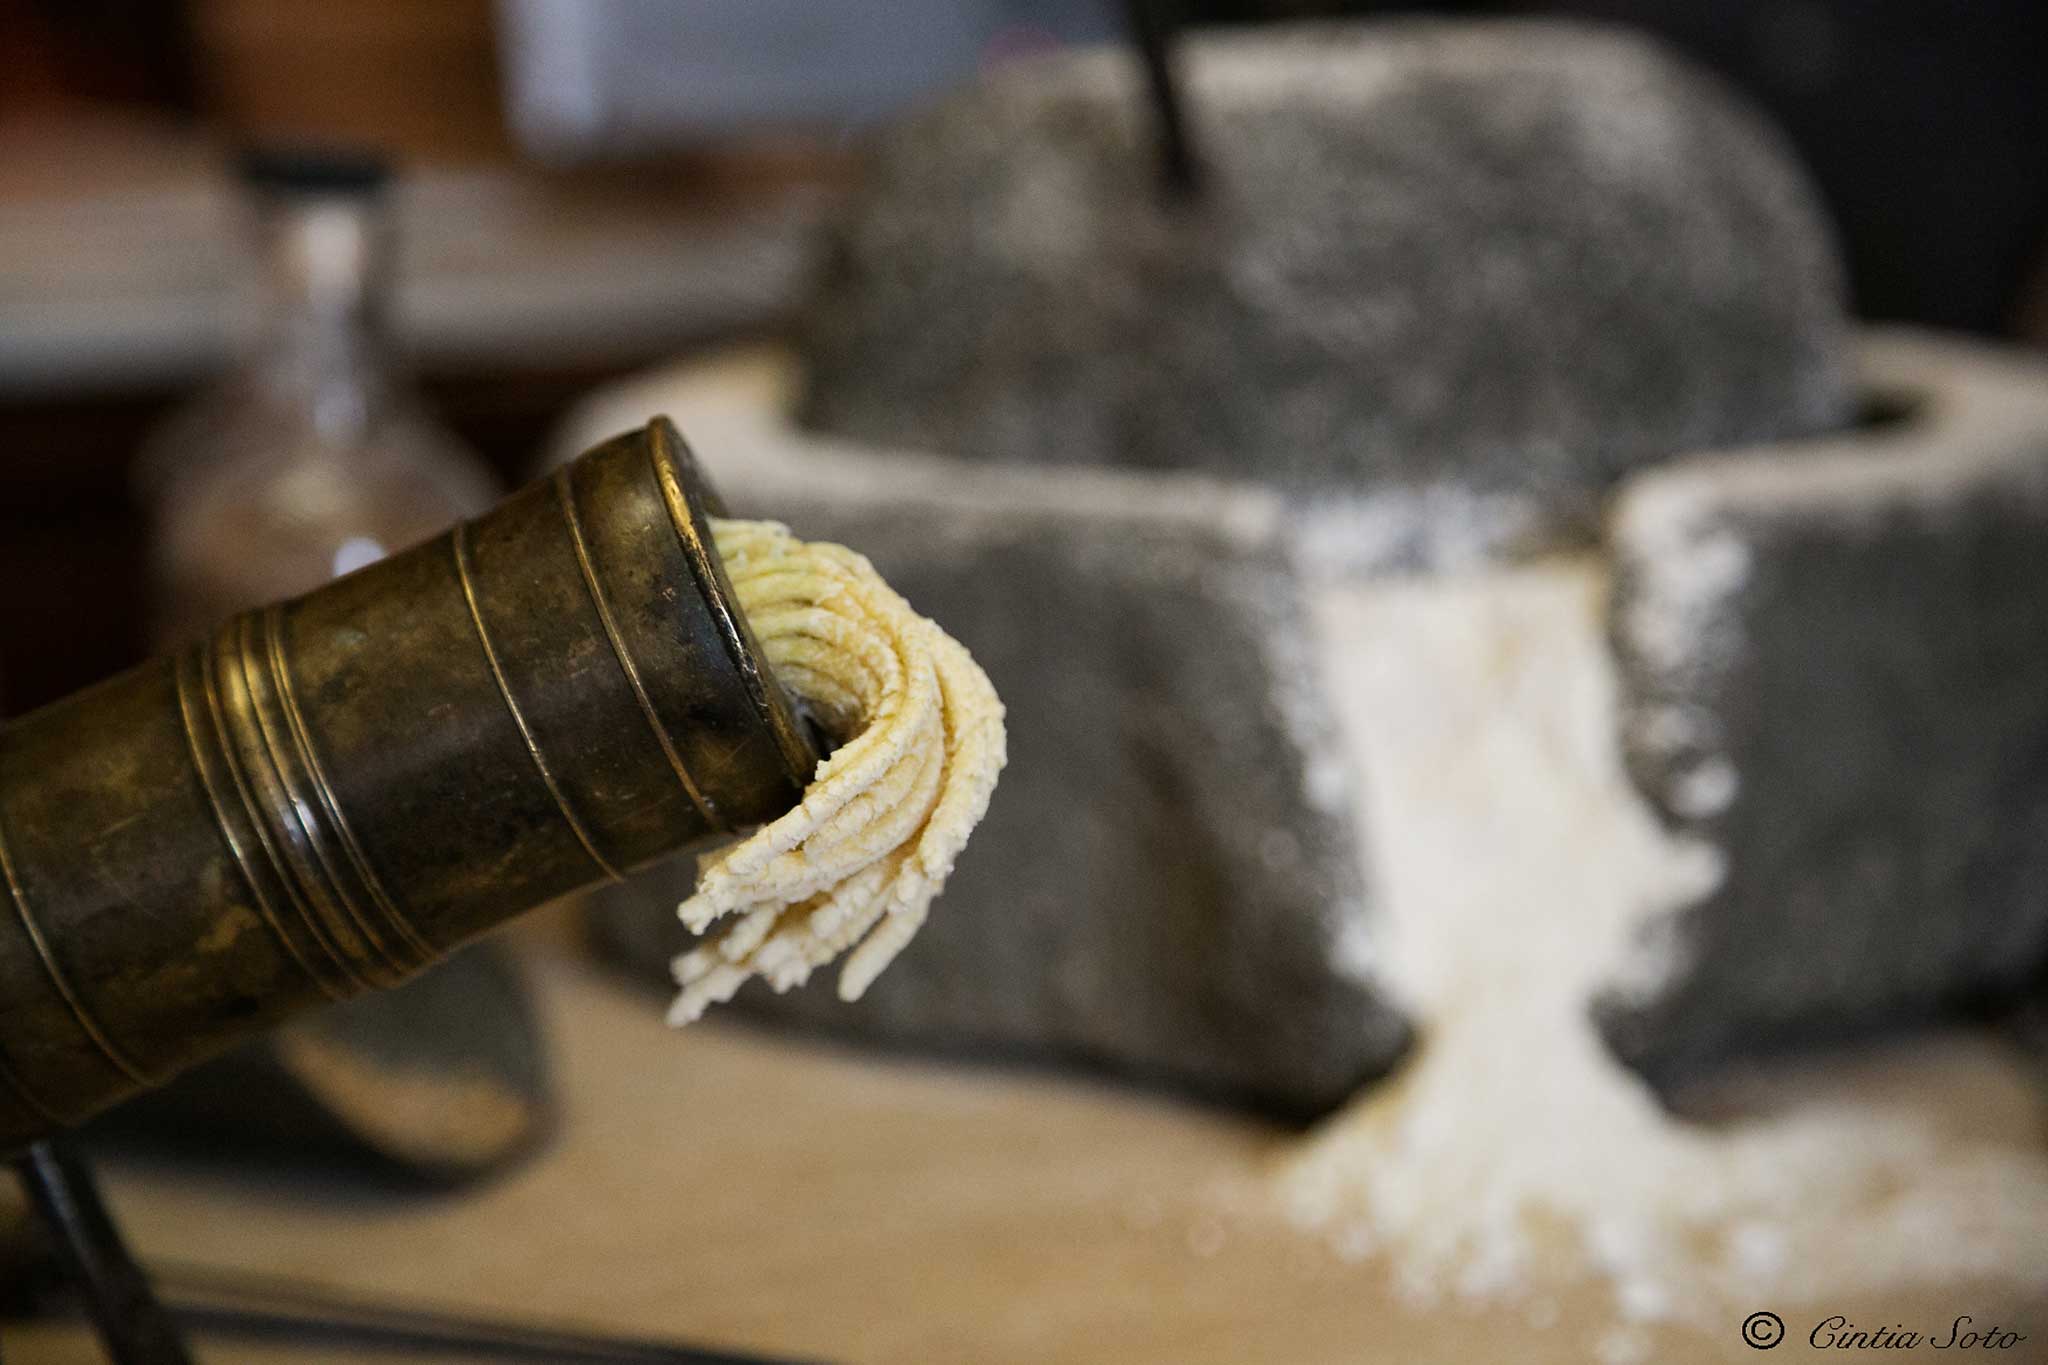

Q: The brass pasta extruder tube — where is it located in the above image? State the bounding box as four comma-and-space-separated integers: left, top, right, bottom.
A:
0, 419, 817, 1152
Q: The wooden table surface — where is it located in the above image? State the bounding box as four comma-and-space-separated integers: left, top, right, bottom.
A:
3, 917, 2031, 1364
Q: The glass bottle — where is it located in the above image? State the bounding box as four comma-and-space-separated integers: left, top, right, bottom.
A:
141, 150, 499, 647
126, 152, 537, 1181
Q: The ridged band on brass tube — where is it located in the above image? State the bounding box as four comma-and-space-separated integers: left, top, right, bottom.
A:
0, 419, 816, 1151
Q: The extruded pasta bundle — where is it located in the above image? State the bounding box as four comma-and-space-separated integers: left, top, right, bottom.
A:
668, 518, 1007, 1024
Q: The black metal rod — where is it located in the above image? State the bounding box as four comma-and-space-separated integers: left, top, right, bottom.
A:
11, 1143, 193, 1365
166, 1305, 787, 1364
1124, 0, 1203, 198
3, 1171, 826, 1365
153, 1261, 822, 1365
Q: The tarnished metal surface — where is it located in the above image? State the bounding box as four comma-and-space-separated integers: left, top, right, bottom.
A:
0, 418, 815, 1150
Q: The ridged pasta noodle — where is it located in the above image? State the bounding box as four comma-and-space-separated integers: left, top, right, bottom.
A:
668, 518, 1007, 1024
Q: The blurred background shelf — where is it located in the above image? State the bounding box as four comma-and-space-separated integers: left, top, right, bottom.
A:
0, 131, 831, 709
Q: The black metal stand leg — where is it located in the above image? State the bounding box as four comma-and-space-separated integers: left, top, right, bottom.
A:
12, 1142, 192, 1365
7, 1143, 817, 1364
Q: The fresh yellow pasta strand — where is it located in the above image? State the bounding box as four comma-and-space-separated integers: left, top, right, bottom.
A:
666, 519, 1006, 1024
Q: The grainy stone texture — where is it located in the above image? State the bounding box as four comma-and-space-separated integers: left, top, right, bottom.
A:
576, 372, 1411, 1120
800, 19, 1851, 539
1596, 331, 2048, 1087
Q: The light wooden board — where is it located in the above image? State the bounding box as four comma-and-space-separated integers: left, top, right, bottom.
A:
4, 923, 2032, 1364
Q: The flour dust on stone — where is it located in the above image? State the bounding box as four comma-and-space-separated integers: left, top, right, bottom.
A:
1281, 559, 2048, 1350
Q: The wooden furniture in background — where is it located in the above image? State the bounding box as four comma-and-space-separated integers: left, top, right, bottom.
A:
190, 0, 512, 164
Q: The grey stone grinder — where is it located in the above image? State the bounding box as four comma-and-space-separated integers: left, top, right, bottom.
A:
586, 19, 2048, 1121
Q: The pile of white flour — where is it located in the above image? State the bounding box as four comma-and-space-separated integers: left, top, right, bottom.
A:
1281, 559, 2048, 1341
